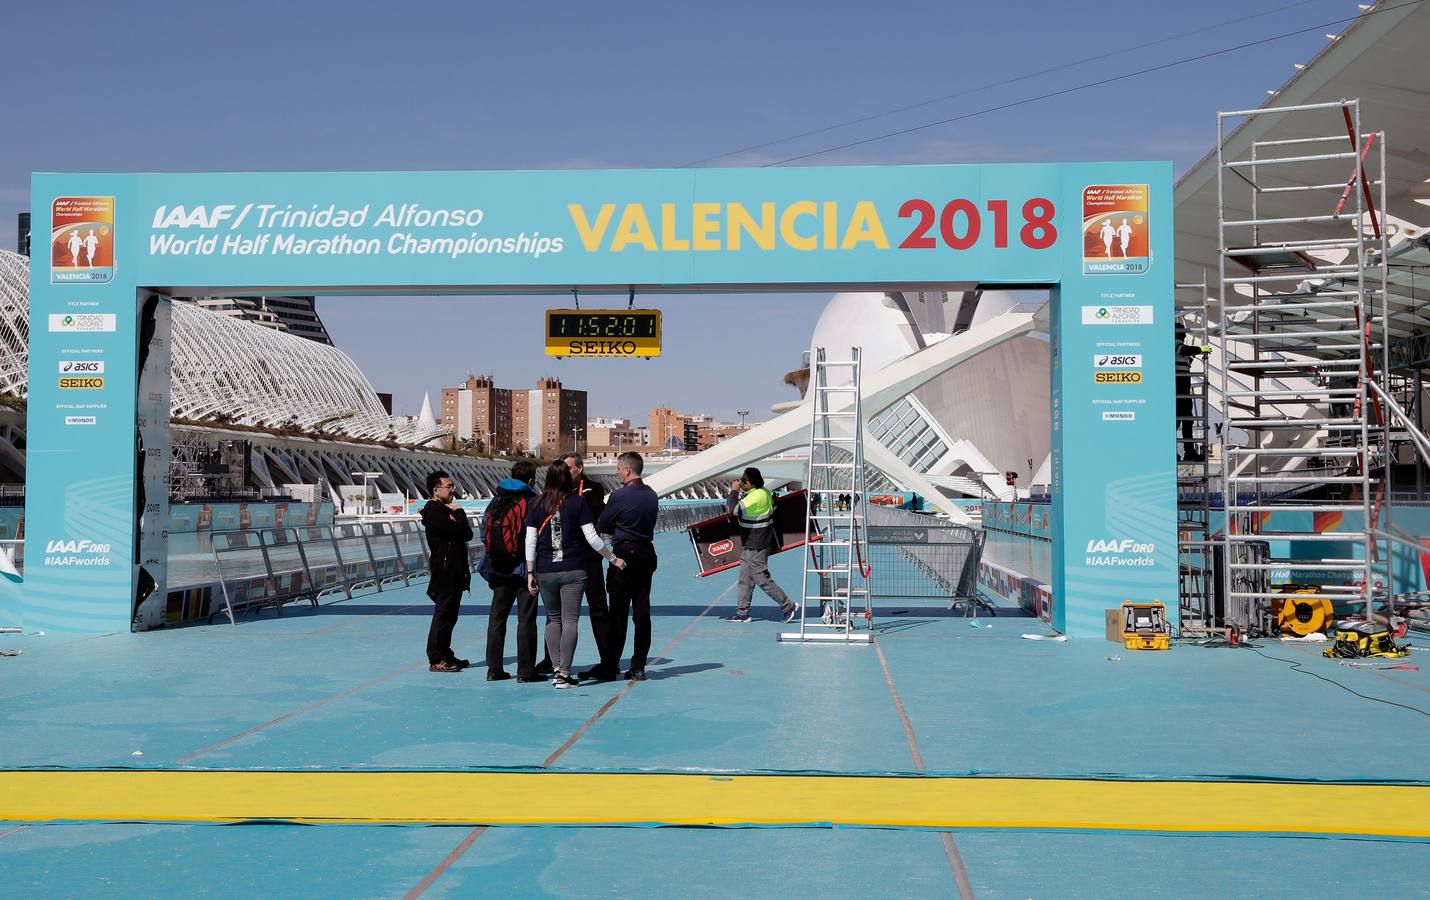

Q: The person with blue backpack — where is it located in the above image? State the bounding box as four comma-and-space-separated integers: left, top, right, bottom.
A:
478, 460, 543, 682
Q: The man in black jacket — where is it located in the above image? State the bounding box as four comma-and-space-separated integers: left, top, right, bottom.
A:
1175, 321, 1211, 463
597, 451, 660, 680
421, 470, 472, 672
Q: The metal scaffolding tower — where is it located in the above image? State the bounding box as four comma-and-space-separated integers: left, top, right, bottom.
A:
780, 347, 872, 644
1215, 99, 1392, 632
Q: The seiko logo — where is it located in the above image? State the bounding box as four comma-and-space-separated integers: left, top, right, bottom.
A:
45, 539, 112, 554
151, 204, 238, 229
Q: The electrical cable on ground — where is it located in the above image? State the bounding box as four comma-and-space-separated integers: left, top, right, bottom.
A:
680, 0, 1324, 168
1250, 648, 1429, 717
761, 0, 1425, 167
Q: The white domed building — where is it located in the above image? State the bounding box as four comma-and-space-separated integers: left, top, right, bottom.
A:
792, 289, 1051, 501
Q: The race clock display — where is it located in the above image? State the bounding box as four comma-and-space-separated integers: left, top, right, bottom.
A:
545, 309, 662, 358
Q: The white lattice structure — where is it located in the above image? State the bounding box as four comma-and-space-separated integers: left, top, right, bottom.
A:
0, 250, 444, 445
0, 251, 29, 398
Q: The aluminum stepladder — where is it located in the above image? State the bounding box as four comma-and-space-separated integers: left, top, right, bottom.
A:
1175, 275, 1215, 636
779, 347, 872, 644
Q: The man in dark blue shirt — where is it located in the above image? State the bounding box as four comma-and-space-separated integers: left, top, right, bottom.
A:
596, 451, 660, 680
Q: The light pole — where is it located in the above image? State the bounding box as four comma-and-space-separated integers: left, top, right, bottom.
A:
737, 410, 750, 428
356, 472, 383, 516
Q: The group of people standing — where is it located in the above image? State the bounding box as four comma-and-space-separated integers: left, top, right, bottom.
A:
420, 451, 659, 688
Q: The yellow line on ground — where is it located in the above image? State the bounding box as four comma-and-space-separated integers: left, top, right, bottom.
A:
2, 771, 1427, 837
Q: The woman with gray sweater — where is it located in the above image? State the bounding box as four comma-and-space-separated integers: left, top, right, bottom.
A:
525, 462, 624, 688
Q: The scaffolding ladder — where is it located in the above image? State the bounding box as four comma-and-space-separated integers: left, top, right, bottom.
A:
1216, 99, 1390, 633
1175, 276, 1215, 634
779, 347, 872, 644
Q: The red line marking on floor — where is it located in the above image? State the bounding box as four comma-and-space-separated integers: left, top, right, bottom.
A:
1281, 643, 1430, 695
408, 584, 733, 898
0, 825, 28, 841
177, 662, 427, 763
540, 585, 731, 769
177, 629, 473, 764
401, 826, 486, 900
875, 638, 975, 899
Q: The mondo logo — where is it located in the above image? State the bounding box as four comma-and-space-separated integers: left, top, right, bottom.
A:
709, 539, 735, 556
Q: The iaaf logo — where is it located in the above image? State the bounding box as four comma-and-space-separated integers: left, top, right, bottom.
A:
151, 205, 239, 229
43, 538, 114, 567
1086, 539, 1154, 554
709, 539, 735, 556
46, 539, 112, 554
1086, 537, 1156, 568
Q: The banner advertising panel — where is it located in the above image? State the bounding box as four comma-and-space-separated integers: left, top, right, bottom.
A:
26, 163, 1174, 635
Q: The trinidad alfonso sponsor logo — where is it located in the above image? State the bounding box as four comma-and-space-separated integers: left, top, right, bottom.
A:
1082, 305, 1153, 325
1085, 538, 1156, 567
48, 313, 117, 332
44, 538, 113, 567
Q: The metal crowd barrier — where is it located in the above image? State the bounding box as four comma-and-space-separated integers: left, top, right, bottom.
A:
654, 502, 726, 533
209, 522, 446, 624
863, 506, 987, 612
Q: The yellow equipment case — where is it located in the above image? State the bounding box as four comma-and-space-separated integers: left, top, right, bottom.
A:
1121, 601, 1170, 651
1322, 621, 1410, 660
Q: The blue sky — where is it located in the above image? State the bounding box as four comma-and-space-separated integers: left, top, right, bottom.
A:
1, 0, 1355, 422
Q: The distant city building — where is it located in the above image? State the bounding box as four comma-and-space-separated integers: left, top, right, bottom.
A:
182, 295, 334, 345
648, 406, 751, 453
648, 407, 684, 451
441, 374, 513, 452
16, 213, 29, 257
585, 417, 642, 460
514, 377, 587, 457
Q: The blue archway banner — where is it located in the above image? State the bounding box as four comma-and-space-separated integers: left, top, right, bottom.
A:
23, 163, 1174, 635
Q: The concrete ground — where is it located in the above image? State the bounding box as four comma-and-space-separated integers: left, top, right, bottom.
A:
1, 532, 1426, 898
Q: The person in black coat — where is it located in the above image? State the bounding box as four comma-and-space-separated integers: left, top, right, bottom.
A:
421, 470, 473, 672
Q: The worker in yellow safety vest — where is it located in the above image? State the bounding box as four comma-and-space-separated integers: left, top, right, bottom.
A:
725, 467, 798, 624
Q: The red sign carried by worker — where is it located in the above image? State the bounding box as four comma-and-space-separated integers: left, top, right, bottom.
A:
687, 489, 812, 576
